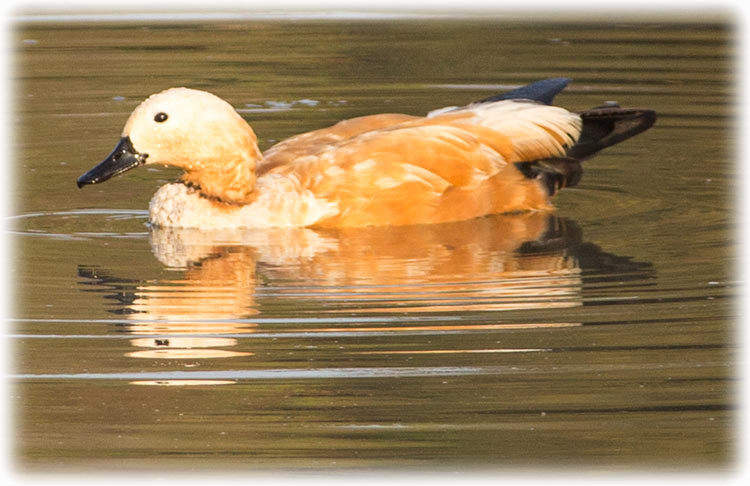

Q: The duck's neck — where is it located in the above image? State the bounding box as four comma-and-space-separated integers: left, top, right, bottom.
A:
179, 128, 263, 206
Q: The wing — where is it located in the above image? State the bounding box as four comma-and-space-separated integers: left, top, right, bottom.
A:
263, 100, 582, 227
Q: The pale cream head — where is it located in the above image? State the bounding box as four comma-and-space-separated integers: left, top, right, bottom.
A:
124, 88, 262, 204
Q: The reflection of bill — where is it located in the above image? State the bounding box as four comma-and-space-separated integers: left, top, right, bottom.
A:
78, 213, 651, 384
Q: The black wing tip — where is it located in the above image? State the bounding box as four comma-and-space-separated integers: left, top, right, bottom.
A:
477, 77, 572, 105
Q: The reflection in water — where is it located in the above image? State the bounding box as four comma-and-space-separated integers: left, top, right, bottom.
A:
77, 213, 652, 385
148, 212, 586, 314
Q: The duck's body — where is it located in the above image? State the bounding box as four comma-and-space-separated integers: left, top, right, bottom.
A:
78, 78, 655, 229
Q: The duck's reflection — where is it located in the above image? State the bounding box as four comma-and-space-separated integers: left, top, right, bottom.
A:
78, 213, 651, 381
148, 212, 587, 314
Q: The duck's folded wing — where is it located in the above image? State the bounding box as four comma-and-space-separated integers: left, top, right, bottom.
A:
267, 102, 583, 226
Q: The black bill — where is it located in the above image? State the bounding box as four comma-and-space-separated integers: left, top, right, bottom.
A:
77, 136, 148, 188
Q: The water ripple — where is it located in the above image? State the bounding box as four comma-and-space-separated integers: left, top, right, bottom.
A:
13, 361, 718, 382
8, 209, 149, 239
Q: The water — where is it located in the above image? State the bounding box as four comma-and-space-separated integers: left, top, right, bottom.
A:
9, 15, 734, 472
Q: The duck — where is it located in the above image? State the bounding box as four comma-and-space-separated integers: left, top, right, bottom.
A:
77, 78, 655, 229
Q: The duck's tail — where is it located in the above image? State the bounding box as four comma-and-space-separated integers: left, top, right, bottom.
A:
568, 104, 656, 160
480, 78, 656, 196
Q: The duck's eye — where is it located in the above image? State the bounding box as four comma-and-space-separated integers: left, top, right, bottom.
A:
154, 112, 168, 123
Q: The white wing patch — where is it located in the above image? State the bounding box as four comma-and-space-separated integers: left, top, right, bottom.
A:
431, 100, 582, 161
473, 101, 581, 159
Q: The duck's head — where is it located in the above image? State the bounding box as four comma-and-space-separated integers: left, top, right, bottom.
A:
77, 88, 261, 204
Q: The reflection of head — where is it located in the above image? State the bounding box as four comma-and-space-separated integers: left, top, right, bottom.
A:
121, 244, 260, 361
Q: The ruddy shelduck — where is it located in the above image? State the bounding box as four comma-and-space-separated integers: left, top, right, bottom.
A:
77, 78, 655, 229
